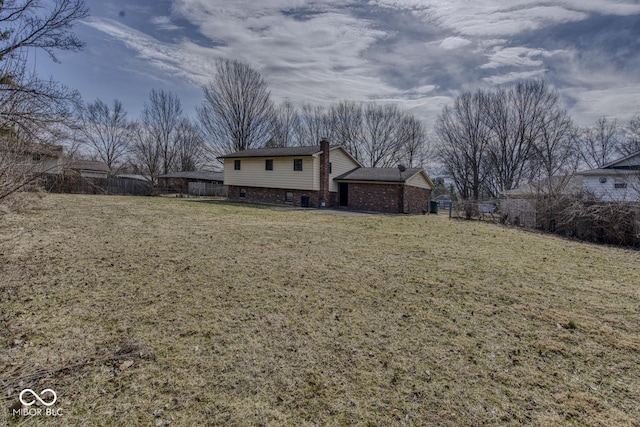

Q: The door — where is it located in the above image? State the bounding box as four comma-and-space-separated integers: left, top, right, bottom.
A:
339, 183, 348, 207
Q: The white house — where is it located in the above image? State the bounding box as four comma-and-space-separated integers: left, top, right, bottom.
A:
576, 151, 640, 202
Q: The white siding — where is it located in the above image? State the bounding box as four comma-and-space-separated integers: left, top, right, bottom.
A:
224, 156, 316, 190
406, 172, 432, 189
328, 148, 360, 192
582, 174, 639, 202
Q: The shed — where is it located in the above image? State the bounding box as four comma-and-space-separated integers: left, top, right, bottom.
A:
158, 171, 226, 196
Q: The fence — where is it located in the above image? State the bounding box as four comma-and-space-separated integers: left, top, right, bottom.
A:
449, 199, 500, 221
450, 196, 640, 247
158, 182, 228, 197
41, 174, 152, 196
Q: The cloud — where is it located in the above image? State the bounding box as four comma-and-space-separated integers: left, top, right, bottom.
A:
78, 0, 640, 127
150, 16, 181, 31
439, 37, 471, 50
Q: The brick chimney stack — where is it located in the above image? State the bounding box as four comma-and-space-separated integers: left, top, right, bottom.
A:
319, 139, 330, 208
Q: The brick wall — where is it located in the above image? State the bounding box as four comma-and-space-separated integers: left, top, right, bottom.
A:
347, 183, 403, 213
228, 185, 339, 208
403, 185, 431, 214
227, 183, 428, 213
345, 183, 430, 214
319, 139, 330, 207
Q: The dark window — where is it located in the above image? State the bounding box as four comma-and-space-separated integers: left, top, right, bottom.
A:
265, 159, 273, 170
234, 159, 241, 170
239, 188, 246, 198
614, 178, 627, 189
329, 162, 332, 174
294, 159, 303, 171
285, 191, 293, 203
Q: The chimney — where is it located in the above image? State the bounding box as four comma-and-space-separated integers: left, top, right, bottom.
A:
319, 139, 330, 208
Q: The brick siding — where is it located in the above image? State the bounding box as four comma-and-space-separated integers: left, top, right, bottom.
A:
346, 182, 430, 214
228, 185, 338, 208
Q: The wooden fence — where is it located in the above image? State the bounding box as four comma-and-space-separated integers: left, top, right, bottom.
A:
40, 174, 152, 196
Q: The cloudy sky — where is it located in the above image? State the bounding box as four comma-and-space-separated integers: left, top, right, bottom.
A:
34, 0, 640, 128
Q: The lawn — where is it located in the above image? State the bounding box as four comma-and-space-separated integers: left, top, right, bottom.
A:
1, 194, 639, 426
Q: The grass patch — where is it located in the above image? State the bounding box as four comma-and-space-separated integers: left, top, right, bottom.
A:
1, 194, 640, 426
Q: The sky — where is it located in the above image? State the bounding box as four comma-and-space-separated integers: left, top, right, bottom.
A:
32, 0, 640, 129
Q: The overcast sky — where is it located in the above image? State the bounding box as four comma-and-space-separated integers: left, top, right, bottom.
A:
33, 0, 640, 129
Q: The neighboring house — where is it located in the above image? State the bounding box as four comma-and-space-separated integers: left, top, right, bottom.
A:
2, 142, 64, 174
501, 176, 583, 227
219, 140, 434, 214
576, 151, 640, 202
158, 171, 226, 196
66, 159, 110, 178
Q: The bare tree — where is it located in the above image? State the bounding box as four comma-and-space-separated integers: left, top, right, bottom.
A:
175, 118, 204, 171
141, 89, 183, 175
269, 100, 300, 147
129, 122, 161, 183
530, 107, 577, 192
394, 113, 429, 168
326, 101, 362, 161
621, 114, 640, 156
0, 0, 87, 205
573, 116, 620, 169
483, 80, 560, 196
360, 103, 403, 167
295, 103, 330, 146
198, 59, 275, 156
435, 90, 491, 201
77, 98, 134, 175
0, 0, 87, 61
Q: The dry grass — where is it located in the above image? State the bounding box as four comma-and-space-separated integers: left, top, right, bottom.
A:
1, 194, 639, 426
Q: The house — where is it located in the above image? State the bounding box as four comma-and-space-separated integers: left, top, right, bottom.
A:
66, 159, 110, 178
333, 167, 433, 213
501, 176, 583, 227
576, 151, 640, 202
158, 171, 226, 196
1, 141, 64, 175
219, 139, 434, 214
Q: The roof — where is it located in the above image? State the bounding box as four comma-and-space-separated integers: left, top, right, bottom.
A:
334, 167, 428, 183
116, 174, 148, 181
600, 150, 640, 169
157, 171, 224, 181
2, 142, 64, 156
575, 168, 640, 177
218, 145, 336, 159
504, 175, 583, 197
67, 159, 109, 173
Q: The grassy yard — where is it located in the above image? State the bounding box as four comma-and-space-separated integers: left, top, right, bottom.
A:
1, 194, 639, 426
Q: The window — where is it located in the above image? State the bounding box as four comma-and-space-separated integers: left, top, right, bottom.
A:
329, 162, 332, 174
32, 154, 42, 162
293, 159, 303, 171
239, 188, 246, 198
285, 191, 293, 203
234, 159, 241, 170
614, 178, 627, 189
265, 159, 273, 170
